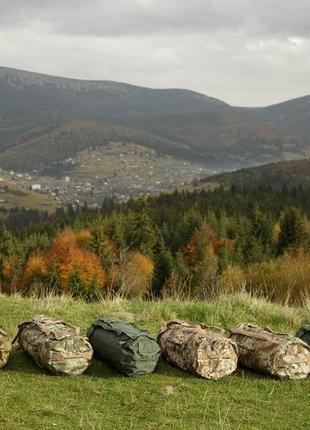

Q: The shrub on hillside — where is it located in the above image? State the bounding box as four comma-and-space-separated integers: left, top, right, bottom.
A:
245, 249, 310, 305
217, 265, 246, 295
161, 272, 192, 300
75, 229, 92, 248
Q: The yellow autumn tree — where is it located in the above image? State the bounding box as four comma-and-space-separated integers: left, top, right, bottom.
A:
119, 252, 154, 298
75, 229, 92, 248
23, 252, 49, 287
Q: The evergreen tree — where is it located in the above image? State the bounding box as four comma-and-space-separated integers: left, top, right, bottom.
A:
218, 243, 232, 273
277, 208, 308, 254
90, 222, 116, 269
178, 209, 202, 250
128, 200, 156, 256
244, 235, 265, 264
151, 238, 174, 296
66, 203, 75, 221
174, 251, 190, 279
249, 205, 274, 255
68, 265, 86, 298
0, 227, 23, 292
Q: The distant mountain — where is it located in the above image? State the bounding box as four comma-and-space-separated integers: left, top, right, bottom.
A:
242, 95, 310, 140
0, 66, 309, 175
131, 111, 307, 168
0, 66, 227, 121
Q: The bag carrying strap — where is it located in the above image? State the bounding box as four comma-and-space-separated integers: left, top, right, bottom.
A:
88, 317, 152, 340
230, 324, 290, 341
12, 316, 79, 344
0, 328, 8, 337
158, 320, 225, 341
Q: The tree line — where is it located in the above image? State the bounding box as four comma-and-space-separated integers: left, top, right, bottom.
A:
0, 184, 310, 304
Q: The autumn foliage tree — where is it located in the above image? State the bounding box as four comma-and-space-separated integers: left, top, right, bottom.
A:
183, 223, 220, 296
0, 228, 24, 294
50, 230, 105, 297
21, 230, 105, 298
23, 252, 49, 290
119, 252, 154, 298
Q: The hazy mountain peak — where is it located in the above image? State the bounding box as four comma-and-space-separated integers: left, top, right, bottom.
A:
0, 66, 143, 93
0, 66, 229, 122
0, 66, 225, 107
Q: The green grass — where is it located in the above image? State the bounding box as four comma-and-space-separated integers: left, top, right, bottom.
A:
0, 182, 57, 213
0, 293, 309, 430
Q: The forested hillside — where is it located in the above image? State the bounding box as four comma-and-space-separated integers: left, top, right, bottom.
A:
130, 111, 304, 168
1, 183, 310, 305
0, 120, 179, 173
203, 157, 310, 190
243, 95, 310, 140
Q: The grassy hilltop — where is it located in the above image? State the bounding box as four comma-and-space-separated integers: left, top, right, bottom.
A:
0, 293, 309, 430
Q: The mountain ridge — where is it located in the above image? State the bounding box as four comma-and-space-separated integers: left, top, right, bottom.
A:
0, 66, 228, 105
3, 66, 309, 109
0, 66, 309, 176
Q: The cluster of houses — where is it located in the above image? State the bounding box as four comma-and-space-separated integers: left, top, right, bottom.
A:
0, 144, 211, 207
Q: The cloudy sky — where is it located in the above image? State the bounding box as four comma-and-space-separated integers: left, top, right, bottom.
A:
0, 0, 309, 106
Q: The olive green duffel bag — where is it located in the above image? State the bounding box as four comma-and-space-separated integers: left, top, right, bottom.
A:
87, 316, 161, 376
296, 325, 310, 346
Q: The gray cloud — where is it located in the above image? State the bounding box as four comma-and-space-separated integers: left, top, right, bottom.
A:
0, 0, 309, 106
1, 0, 310, 38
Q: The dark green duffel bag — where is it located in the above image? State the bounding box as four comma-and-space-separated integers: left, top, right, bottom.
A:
87, 317, 161, 376
296, 325, 310, 346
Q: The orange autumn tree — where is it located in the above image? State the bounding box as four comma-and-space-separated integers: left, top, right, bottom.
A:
22, 229, 105, 298
23, 252, 49, 288
50, 230, 105, 296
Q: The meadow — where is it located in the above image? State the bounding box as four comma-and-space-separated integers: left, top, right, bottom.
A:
0, 292, 309, 430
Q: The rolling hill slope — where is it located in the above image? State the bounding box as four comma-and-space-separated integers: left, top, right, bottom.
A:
241, 95, 310, 140
131, 111, 308, 168
0, 120, 183, 173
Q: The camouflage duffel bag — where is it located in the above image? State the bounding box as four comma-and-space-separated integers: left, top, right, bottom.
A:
14, 315, 93, 375
296, 325, 310, 346
157, 320, 238, 380
0, 329, 11, 369
230, 324, 310, 379
87, 316, 161, 376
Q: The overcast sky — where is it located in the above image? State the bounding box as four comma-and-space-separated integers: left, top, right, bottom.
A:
1, 0, 309, 106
